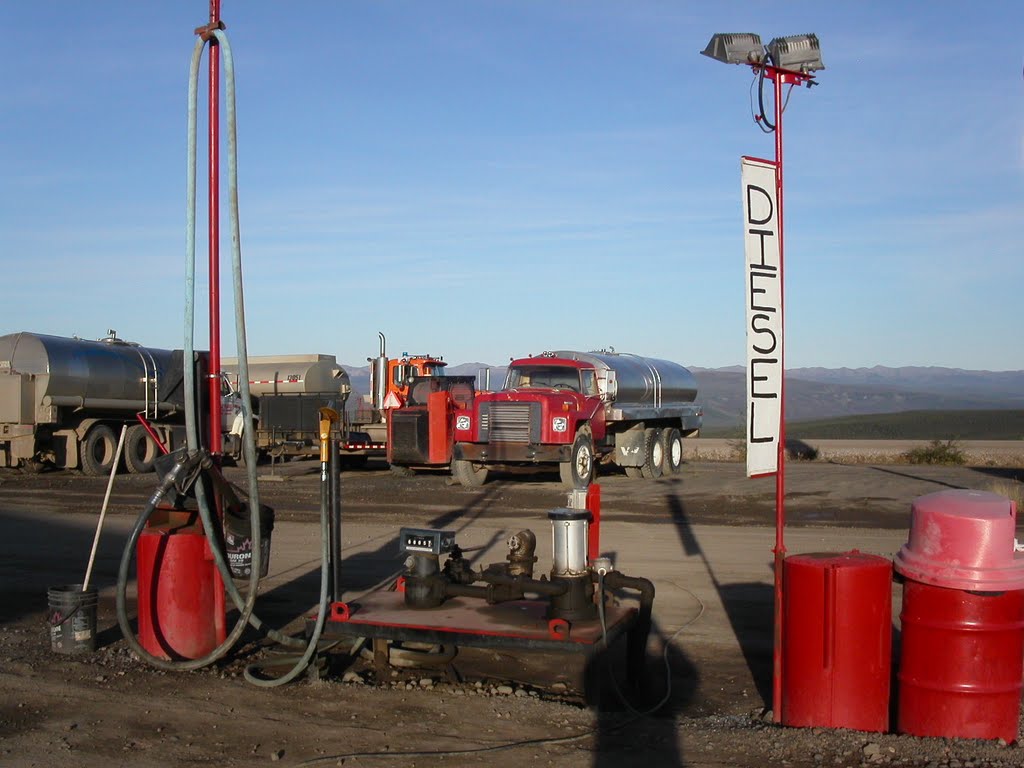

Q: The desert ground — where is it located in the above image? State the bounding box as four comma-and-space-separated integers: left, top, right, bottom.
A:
1, 445, 1023, 767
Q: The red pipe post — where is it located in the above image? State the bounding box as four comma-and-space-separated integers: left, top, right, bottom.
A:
206, 0, 222, 456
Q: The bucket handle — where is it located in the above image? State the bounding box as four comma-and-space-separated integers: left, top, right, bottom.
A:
50, 604, 82, 627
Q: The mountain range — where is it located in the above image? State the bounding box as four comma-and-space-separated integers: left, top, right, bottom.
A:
342, 362, 1024, 430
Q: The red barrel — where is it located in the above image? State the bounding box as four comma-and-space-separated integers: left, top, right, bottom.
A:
137, 513, 226, 660
782, 551, 892, 732
893, 489, 1024, 743
897, 580, 1024, 742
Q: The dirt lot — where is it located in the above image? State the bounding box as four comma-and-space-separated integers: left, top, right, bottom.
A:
2, 454, 1024, 767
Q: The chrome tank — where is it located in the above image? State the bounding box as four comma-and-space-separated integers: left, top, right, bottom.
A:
546, 350, 698, 407
222, 354, 351, 398
0, 331, 186, 407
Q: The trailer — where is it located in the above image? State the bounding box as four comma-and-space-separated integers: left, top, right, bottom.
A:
222, 333, 450, 466
220, 354, 365, 464
0, 331, 211, 474
451, 349, 703, 488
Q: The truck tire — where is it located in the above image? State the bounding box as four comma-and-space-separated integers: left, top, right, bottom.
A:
123, 425, 158, 474
452, 458, 489, 487
81, 424, 119, 476
560, 429, 594, 490
662, 428, 683, 475
390, 464, 415, 477
624, 466, 643, 479
639, 427, 664, 479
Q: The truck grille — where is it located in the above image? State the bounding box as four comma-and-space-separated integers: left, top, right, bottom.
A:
488, 403, 533, 443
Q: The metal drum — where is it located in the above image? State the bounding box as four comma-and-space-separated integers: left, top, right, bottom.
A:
893, 490, 1024, 742
897, 581, 1024, 742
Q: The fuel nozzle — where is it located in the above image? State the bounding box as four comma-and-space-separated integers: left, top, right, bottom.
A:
317, 407, 339, 464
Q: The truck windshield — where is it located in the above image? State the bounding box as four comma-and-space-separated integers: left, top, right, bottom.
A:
506, 366, 582, 392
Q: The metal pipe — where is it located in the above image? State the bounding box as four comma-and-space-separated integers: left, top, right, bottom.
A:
207, 0, 222, 457
599, 569, 655, 685
771, 65, 788, 725
478, 570, 568, 597
330, 435, 341, 603
44, 396, 182, 412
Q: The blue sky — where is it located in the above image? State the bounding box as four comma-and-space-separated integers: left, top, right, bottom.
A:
2, 2, 1022, 371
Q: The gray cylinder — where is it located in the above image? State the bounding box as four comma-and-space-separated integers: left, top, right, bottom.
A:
549, 508, 589, 576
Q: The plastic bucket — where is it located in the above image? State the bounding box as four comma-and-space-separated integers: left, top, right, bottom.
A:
48, 584, 98, 654
223, 503, 274, 579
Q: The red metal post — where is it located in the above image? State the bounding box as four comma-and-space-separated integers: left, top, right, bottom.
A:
586, 483, 602, 564
770, 65, 787, 723
207, 0, 222, 456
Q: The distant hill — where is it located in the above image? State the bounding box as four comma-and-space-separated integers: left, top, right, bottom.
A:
692, 367, 1024, 430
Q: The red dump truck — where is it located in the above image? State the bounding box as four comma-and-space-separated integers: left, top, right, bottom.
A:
451, 349, 702, 488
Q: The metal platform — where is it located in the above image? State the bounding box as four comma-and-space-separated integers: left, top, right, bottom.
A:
314, 590, 638, 654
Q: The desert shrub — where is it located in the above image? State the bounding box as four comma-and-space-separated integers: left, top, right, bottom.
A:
903, 439, 966, 465
988, 479, 1024, 510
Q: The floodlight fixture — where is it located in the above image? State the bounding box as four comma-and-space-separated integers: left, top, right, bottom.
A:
700, 33, 764, 66
766, 33, 824, 73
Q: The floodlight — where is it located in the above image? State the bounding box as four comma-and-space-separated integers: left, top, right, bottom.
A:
700, 33, 764, 65
766, 34, 824, 73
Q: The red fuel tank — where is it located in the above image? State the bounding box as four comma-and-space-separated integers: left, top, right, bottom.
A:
782, 551, 892, 732
136, 511, 226, 660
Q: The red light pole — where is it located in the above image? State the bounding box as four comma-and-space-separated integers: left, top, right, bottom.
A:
702, 32, 822, 723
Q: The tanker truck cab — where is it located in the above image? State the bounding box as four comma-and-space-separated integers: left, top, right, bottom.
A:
452, 349, 702, 490
452, 354, 608, 490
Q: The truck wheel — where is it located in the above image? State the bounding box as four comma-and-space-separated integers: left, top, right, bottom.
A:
81, 424, 119, 476
560, 430, 595, 489
123, 425, 158, 474
452, 459, 489, 487
662, 428, 683, 475
624, 466, 643, 479
390, 464, 415, 477
639, 427, 664, 479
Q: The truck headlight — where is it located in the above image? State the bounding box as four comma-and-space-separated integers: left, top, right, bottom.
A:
455, 415, 471, 431
552, 416, 568, 433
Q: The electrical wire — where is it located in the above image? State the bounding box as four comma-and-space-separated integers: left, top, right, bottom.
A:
751, 64, 798, 134
597, 573, 705, 718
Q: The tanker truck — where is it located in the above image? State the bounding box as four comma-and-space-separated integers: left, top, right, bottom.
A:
222, 332, 448, 465
0, 330, 222, 474
451, 349, 703, 489
221, 353, 361, 464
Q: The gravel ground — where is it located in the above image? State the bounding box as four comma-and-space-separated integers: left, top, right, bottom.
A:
2, 458, 1024, 767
